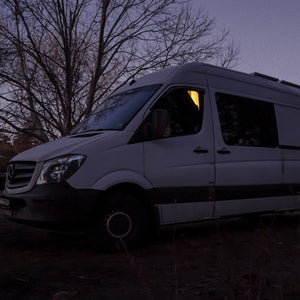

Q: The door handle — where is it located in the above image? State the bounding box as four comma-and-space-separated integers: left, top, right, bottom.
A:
217, 148, 231, 154
193, 146, 208, 154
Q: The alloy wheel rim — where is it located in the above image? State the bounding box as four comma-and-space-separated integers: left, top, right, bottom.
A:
105, 211, 133, 239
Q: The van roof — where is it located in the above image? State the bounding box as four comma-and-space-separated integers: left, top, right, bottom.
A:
116, 62, 300, 97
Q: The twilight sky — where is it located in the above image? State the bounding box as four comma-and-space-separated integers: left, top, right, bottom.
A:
192, 0, 300, 85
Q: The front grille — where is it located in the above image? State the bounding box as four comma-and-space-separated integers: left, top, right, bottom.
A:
6, 162, 36, 189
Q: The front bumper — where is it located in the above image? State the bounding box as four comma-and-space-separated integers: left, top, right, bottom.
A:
0, 183, 101, 230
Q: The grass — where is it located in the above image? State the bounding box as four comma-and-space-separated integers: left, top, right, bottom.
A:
0, 213, 300, 299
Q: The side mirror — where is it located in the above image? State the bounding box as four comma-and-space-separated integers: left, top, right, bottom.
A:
151, 109, 170, 139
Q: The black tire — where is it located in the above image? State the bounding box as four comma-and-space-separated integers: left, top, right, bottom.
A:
0, 173, 5, 190
92, 192, 148, 252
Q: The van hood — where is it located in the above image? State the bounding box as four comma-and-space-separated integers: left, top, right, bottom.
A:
11, 131, 119, 163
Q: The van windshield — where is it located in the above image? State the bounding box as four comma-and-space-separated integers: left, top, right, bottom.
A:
71, 84, 160, 134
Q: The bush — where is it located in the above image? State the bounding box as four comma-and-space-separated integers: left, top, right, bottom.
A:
0, 141, 16, 172
0, 133, 40, 172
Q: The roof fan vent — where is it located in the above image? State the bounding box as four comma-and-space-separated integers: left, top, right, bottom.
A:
280, 80, 300, 90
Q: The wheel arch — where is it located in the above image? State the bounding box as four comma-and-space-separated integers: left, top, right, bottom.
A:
90, 181, 159, 231
91, 170, 153, 191
88, 181, 160, 250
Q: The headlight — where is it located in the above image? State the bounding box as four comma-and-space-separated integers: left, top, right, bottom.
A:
36, 155, 86, 185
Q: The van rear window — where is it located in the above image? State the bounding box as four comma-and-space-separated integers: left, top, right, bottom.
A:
216, 93, 279, 148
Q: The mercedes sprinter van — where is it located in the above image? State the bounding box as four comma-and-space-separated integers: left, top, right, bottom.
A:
1, 62, 300, 249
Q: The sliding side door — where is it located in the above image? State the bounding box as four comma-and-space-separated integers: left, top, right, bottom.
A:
211, 91, 285, 217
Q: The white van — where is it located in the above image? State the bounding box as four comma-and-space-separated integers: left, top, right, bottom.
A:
1, 62, 300, 249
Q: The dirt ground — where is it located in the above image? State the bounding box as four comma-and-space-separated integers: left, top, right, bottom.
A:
0, 212, 300, 300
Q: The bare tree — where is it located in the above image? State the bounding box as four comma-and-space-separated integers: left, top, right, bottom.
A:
0, 0, 238, 142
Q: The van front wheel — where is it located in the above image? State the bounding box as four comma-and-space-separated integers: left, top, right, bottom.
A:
93, 192, 147, 251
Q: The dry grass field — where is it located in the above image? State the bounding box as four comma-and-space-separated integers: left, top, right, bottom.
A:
1, 212, 300, 300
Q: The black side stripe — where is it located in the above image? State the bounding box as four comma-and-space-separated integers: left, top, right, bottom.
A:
215, 184, 300, 201
152, 187, 209, 204
152, 184, 300, 205
279, 145, 300, 151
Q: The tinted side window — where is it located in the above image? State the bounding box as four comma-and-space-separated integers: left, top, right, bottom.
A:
153, 88, 203, 137
216, 93, 278, 147
275, 105, 300, 148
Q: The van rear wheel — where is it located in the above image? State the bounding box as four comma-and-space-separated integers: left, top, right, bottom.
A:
92, 192, 147, 252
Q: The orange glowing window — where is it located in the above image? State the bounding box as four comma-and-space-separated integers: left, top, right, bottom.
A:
188, 90, 200, 109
